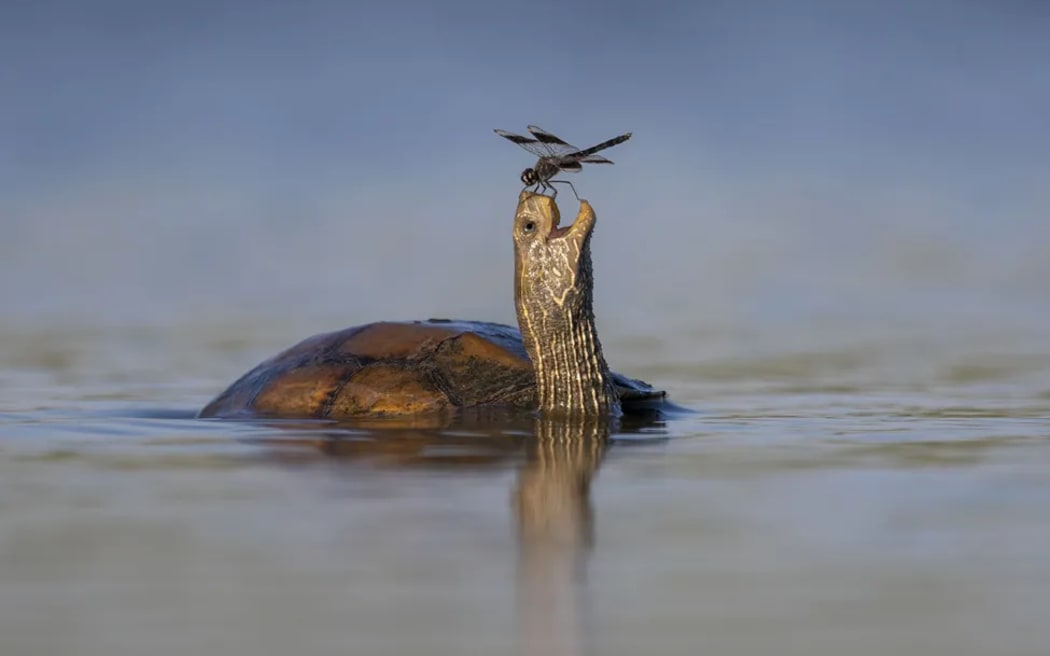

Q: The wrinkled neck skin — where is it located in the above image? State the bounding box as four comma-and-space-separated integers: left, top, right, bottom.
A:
513, 193, 620, 418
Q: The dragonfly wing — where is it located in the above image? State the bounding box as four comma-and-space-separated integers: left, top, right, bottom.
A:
526, 126, 581, 156
580, 155, 614, 164
494, 129, 555, 158
556, 160, 583, 173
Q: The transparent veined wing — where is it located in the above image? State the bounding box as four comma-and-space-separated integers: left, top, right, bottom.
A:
494, 129, 558, 158
525, 126, 582, 157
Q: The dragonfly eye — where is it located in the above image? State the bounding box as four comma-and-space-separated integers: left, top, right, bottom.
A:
521, 169, 537, 186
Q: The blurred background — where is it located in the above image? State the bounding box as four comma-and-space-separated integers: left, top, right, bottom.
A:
3, 0, 1046, 345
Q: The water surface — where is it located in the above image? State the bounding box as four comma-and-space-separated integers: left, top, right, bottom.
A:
2, 314, 1048, 656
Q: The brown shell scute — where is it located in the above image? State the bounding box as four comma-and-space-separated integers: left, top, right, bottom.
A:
199, 320, 540, 419
252, 364, 351, 417
429, 332, 535, 406
334, 321, 461, 359
328, 364, 448, 416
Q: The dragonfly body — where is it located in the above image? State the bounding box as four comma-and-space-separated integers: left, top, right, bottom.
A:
494, 126, 632, 198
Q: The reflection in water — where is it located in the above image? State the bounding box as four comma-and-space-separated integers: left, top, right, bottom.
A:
5, 387, 1050, 654
514, 416, 610, 656
238, 411, 661, 656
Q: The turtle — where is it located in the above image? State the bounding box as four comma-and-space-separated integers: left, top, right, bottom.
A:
199, 192, 668, 420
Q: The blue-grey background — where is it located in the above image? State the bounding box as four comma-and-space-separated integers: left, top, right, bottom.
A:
3, 0, 1047, 338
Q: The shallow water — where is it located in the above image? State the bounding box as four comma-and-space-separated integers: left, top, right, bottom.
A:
2, 313, 1049, 656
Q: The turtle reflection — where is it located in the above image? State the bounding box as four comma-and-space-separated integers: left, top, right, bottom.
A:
515, 416, 611, 656
239, 412, 665, 656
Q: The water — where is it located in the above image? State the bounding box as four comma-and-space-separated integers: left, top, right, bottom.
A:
2, 310, 1049, 656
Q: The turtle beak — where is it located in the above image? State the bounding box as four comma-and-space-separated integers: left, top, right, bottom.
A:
549, 199, 594, 245
562, 200, 595, 242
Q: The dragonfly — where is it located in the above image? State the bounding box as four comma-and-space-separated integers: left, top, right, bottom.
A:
493, 125, 632, 199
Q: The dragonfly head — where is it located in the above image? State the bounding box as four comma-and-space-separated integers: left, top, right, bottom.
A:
520, 168, 539, 187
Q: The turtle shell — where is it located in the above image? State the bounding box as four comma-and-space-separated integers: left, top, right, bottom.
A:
199, 319, 664, 419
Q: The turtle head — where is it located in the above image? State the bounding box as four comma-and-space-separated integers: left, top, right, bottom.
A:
520, 168, 539, 187
513, 190, 596, 316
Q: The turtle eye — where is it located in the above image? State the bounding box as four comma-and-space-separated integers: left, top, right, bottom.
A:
522, 221, 536, 234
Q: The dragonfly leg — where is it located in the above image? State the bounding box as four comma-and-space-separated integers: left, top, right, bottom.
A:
549, 179, 579, 201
